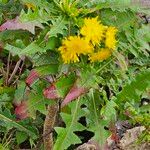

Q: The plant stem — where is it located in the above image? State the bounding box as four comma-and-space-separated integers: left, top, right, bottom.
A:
43, 104, 58, 150
5, 52, 11, 86
8, 56, 25, 85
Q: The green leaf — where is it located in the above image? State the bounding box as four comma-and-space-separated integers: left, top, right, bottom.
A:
14, 81, 26, 103
0, 86, 15, 95
4, 42, 46, 57
20, 0, 56, 23
100, 9, 136, 29
0, 94, 11, 108
4, 44, 22, 56
27, 92, 47, 118
32, 53, 58, 67
78, 67, 98, 89
27, 81, 53, 118
47, 16, 67, 37
0, 110, 37, 139
85, 90, 112, 147
35, 64, 59, 76
101, 100, 117, 121
54, 98, 85, 150
55, 73, 76, 97
116, 69, 150, 105
0, 144, 9, 150
45, 37, 59, 50
16, 131, 28, 144
19, 42, 46, 56
96, 0, 150, 14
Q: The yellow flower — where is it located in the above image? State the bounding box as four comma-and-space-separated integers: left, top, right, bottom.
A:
25, 3, 36, 11
58, 36, 93, 63
105, 27, 117, 50
80, 17, 107, 45
89, 48, 111, 62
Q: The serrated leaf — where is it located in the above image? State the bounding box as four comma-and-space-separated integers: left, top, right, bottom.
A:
0, 17, 43, 34
47, 16, 67, 37
19, 42, 46, 56
78, 67, 98, 89
54, 99, 85, 150
0, 109, 37, 138
4, 42, 46, 57
116, 69, 150, 104
100, 8, 136, 29
27, 81, 53, 118
101, 100, 117, 120
20, 1, 56, 23
85, 90, 113, 148
32, 52, 58, 67
4, 44, 22, 56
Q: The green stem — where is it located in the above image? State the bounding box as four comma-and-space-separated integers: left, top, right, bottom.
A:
96, 58, 114, 74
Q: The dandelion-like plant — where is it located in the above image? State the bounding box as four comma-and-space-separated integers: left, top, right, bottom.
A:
58, 36, 93, 63
58, 17, 118, 63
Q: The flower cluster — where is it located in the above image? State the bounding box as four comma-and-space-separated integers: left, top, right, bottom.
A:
58, 17, 117, 63
58, 36, 93, 64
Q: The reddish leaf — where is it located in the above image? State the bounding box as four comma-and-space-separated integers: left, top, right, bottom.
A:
0, 17, 43, 34
15, 101, 28, 120
43, 84, 60, 100
25, 70, 39, 86
110, 133, 120, 143
61, 84, 88, 107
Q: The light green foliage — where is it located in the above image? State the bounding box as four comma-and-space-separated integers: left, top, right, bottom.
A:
54, 98, 86, 150
55, 73, 76, 97
100, 9, 136, 29
0, 86, 15, 95
35, 64, 59, 76
115, 70, 150, 128
0, 0, 150, 149
78, 66, 98, 89
27, 81, 53, 118
4, 42, 46, 57
14, 81, 26, 102
84, 90, 117, 147
47, 16, 68, 38
32, 52, 58, 67
0, 93, 11, 109
16, 131, 28, 145
122, 25, 150, 57
116, 69, 150, 103
0, 109, 38, 139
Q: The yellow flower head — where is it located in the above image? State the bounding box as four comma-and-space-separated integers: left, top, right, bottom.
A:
25, 3, 36, 11
58, 36, 93, 63
89, 48, 111, 62
80, 17, 107, 45
105, 27, 117, 50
